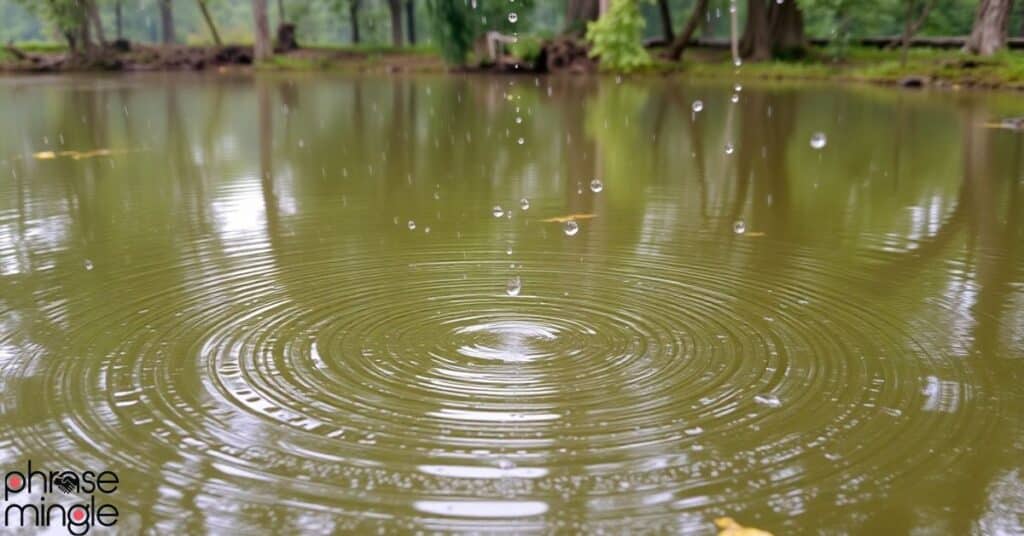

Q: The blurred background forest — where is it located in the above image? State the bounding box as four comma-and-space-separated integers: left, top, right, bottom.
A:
0, 0, 1010, 50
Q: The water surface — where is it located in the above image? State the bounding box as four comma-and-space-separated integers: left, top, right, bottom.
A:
1, 73, 1022, 533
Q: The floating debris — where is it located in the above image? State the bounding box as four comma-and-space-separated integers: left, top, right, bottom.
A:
714, 517, 773, 536
33, 148, 128, 160
541, 213, 597, 223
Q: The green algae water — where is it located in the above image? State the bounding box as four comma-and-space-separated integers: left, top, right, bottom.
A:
0, 73, 1022, 534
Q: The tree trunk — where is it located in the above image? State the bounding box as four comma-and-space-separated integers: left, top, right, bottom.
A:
741, 0, 806, 60
86, 0, 106, 44
158, 0, 176, 44
740, 0, 772, 60
565, 0, 599, 35
278, 0, 286, 22
666, 0, 708, 60
115, 0, 123, 40
900, 0, 916, 66
197, 0, 223, 45
891, 0, 937, 58
964, 0, 1013, 55
657, 0, 674, 41
387, 0, 403, 46
349, 0, 362, 43
252, 0, 272, 62
405, 0, 416, 44
771, 0, 806, 57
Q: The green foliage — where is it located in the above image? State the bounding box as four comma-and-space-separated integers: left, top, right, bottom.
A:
12, 0, 86, 43
509, 34, 544, 62
425, 0, 476, 65
425, 0, 535, 65
586, 0, 652, 73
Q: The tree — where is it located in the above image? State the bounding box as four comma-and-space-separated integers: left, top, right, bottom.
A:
964, 0, 1013, 55
15, 0, 92, 53
252, 0, 272, 61
740, 0, 806, 60
114, 0, 123, 39
344, 0, 362, 44
656, 0, 674, 41
85, 0, 105, 44
566, 0, 600, 34
665, 0, 709, 60
894, 0, 938, 65
387, 0, 403, 46
196, 0, 223, 45
406, 0, 416, 44
158, 0, 176, 44
425, 0, 532, 65
586, 0, 651, 72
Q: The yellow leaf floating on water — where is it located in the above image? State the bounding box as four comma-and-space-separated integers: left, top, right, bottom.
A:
983, 121, 1024, 131
541, 213, 597, 223
32, 148, 125, 160
714, 517, 774, 536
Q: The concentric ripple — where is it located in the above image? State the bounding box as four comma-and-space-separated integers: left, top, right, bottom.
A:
0, 228, 997, 533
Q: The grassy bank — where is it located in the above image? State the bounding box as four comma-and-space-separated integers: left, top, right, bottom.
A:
670, 46, 1024, 89
6, 41, 1024, 90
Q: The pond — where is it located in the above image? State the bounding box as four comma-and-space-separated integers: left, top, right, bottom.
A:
0, 73, 1022, 533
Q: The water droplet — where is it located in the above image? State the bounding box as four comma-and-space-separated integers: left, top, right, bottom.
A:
691, 100, 703, 113
724, 143, 735, 155
515, 116, 523, 124
496, 458, 516, 470
407, 220, 416, 230
517, 137, 525, 145
754, 394, 781, 408
731, 93, 740, 103
508, 12, 518, 23
492, 205, 505, 218
734, 83, 743, 92
733, 220, 746, 234
563, 220, 579, 237
506, 276, 522, 297
520, 198, 530, 210
83, 259, 94, 271
685, 426, 704, 436
589, 179, 603, 193
810, 132, 827, 150
733, 58, 743, 67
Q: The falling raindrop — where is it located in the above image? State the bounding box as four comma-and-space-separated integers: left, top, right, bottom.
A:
492, 205, 505, 218
810, 132, 828, 150
83, 259, 94, 271
733, 220, 746, 234
725, 143, 735, 155
517, 137, 525, 145
407, 220, 416, 230
754, 394, 782, 408
731, 93, 740, 103
508, 12, 518, 23
563, 220, 579, 237
733, 58, 743, 67
691, 100, 704, 113
520, 198, 530, 210
515, 116, 523, 124
506, 276, 522, 297
734, 83, 743, 92
590, 179, 604, 193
